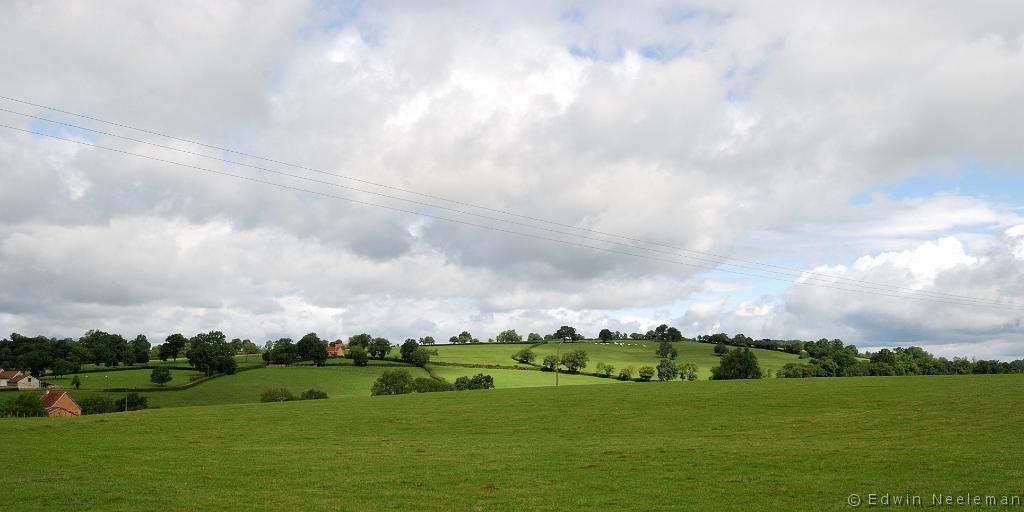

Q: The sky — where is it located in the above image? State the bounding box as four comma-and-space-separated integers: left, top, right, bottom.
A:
1, 0, 1023, 359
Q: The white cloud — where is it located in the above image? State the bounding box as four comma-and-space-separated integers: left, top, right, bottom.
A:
0, 1, 1022, 358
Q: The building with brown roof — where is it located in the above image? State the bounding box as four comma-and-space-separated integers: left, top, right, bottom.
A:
10, 374, 42, 389
42, 391, 81, 417
0, 369, 22, 387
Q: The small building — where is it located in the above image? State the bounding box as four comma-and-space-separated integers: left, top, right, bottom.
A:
11, 374, 42, 390
42, 391, 81, 417
0, 369, 22, 387
327, 344, 345, 357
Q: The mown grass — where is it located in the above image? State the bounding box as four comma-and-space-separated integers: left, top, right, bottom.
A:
2, 375, 1021, 511
47, 368, 204, 390
531, 340, 800, 379
428, 365, 627, 388
66, 365, 431, 409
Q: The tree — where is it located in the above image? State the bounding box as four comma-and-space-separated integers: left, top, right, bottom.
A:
527, 333, 543, 342
618, 366, 635, 380
419, 336, 436, 345
368, 337, 392, 359
371, 369, 415, 395
163, 333, 187, 361
1, 394, 46, 417
71, 375, 81, 390
495, 329, 523, 343
130, 334, 151, 365
186, 331, 237, 376
596, 362, 615, 377
560, 350, 589, 373
598, 329, 614, 342
301, 389, 328, 400
714, 343, 729, 356
310, 343, 328, 367
50, 359, 77, 378
512, 348, 536, 364
78, 396, 115, 415
638, 366, 656, 381
400, 339, 420, 362
449, 331, 478, 344
665, 327, 683, 342
267, 338, 299, 365
679, 362, 699, 381
115, 393, 148, 412
150, 367, 172, 386
710, 348, 763, 380
80, 330, 129, 368
260, 388, 295, 402
656, 341, 678, 359
798, 349, 810, 359
413, 377, 454, 393
454, 373, 494, 390
349, 346, 369, 366
656, 359, 680, 381
553, 326, 582, 341
408, 347, 431, 367
348, 333, 373, 349
541, 355, 559, 371
297, 333, 327, 365
241, 340, 261, 355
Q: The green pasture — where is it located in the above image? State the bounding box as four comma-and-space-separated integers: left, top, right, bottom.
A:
2, 375, 1022, 510
428, 365, 626, 388
530, 340, 800, 379
47, 368, 204, 390
66, 365, 431, 409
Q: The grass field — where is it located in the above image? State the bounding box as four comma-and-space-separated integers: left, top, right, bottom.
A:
3, 375, 1022, 510
34, 343, 802, 410
426, 340, 801, 380
47, 368, 204, 390
74, 354, 267, 372
66, 365, 431, 409
428, 365, 626, 388
426, 343, 533, 365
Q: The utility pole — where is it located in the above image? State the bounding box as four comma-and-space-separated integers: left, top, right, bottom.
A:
556, 336, 567, 387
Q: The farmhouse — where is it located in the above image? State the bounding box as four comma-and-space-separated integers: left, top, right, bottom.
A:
0, 369, 20, 387
327, 344, 345, 357
11, 374, 42, 389
41, 391, 81, 417
0, 369, 45, 390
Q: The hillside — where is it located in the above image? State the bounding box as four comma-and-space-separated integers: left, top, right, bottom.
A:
4, 375, 1022, 511
46, 341, 797, 409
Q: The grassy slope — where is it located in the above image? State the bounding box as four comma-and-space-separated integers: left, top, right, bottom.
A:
4, 375, 1022, 511
428, 365, 627, 388
66, 366, 431, 408
47, 368, 204, 390
423, 343, 535, 365
530, 340, 800, 379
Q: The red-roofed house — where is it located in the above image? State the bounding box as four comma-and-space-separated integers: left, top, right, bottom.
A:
0, 369, 22, 387
42, 391, 81, 417
327, 344, 345, 357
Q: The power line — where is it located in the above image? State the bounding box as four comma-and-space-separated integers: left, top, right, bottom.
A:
0, 94, 1014, 307
3, 123, 1022, 312
0, 103, 1018, 308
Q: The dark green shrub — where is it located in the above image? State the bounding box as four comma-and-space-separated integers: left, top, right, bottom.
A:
412, 377, 454, 393
638, 366, 656, 381
260, 388, 296, 402
114, 393, 148, 412
301, 389, 328, 400
371, 369, 414, 395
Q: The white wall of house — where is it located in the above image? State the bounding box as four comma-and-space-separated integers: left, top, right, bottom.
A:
16, 376, 41, 389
